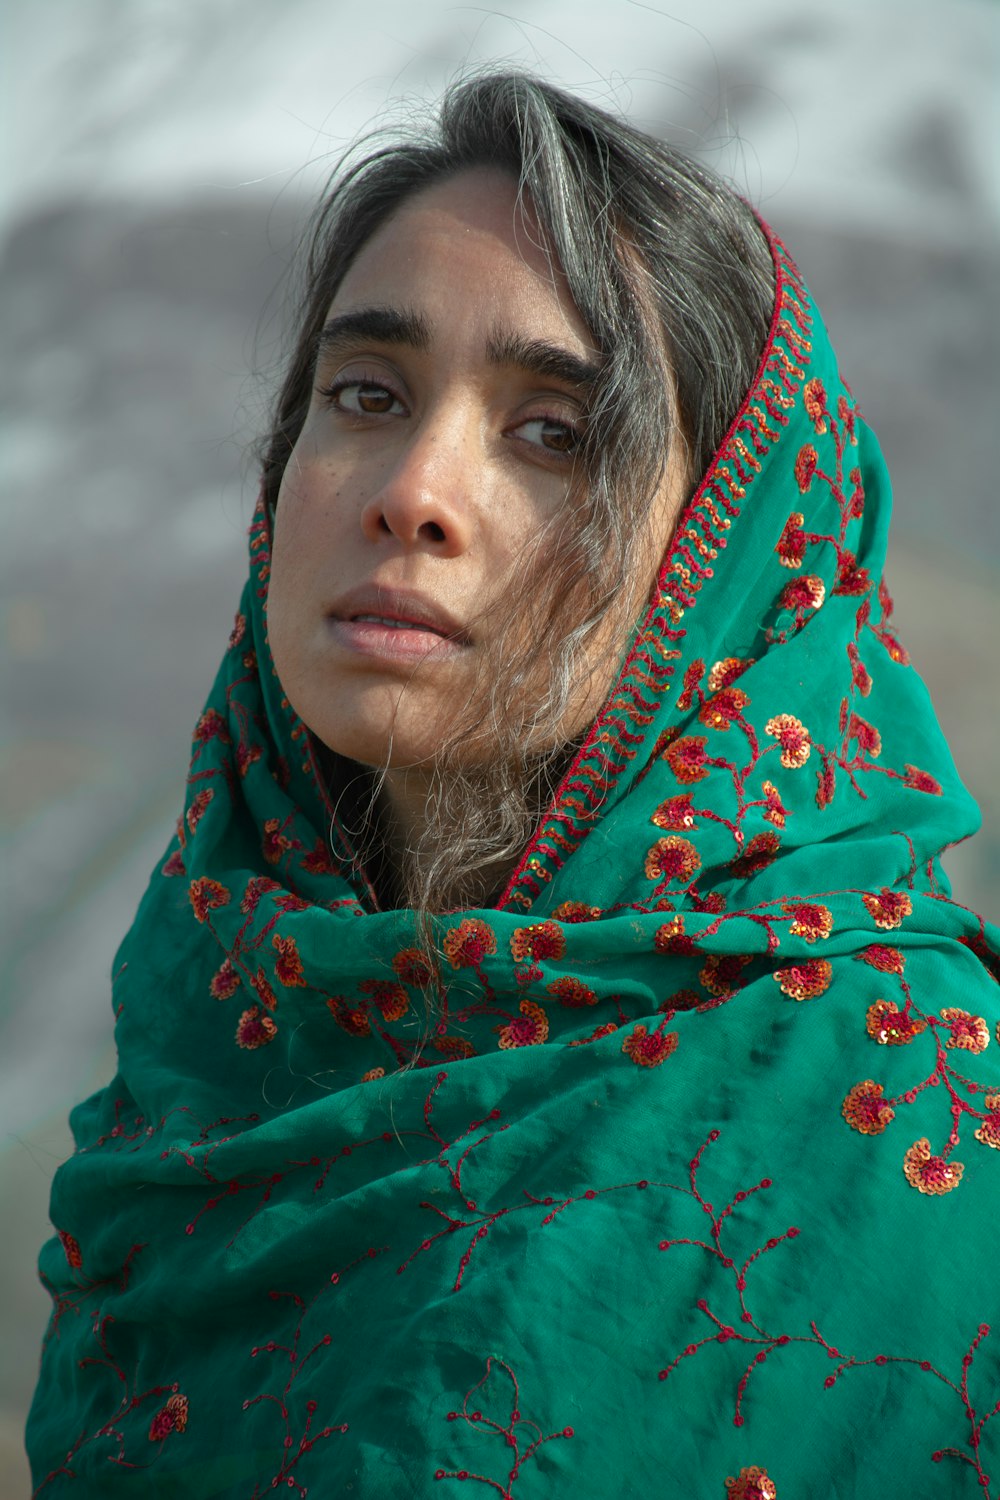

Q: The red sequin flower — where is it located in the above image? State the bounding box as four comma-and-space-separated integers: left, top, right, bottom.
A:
652, 794, 696, 831
236, 1006, 277, 1049
903, 1139, 963, 1196
860, 944, 905, 974
862, 888, 913, 930
775, 511, 807, 568
251, 969, 278, 1011
784, 901, 833, 942
510, 921, 566, 963
779, 574, 826, 615
975, 1094, 1000, 1151
497, 1000, 549, 1050
443, 918, 497, 969
866, 1000, 926, 1046
58, 1230, 83, 1269
272, 933, 306, 987
699, 953, 752, 997
149, 1394, 188, 1442
708, 656, 754, 690
210, 959, 240, 1000
847, 642, 872, 696
939, 1008, 990, 1053
644, 836, 701, 884
240, 876, 280, 915
228, 612, 246, 650
194, 708, 229, 744
834, 552, 871, 596
622, 1024, 678, 1068
765, 714, 811, 769
262, 818, 293, 864
551, 901, 601, 923
654, 916, 696, 956
842, 1080, 895, 1136
547, 977, 598, 1007
794, 444, 818, 492
730, 831, 781, 877
665, 736, 711, 784
188, 877, 231, 924
904, 764, 942, 795
359, 980, 410, 1022
848, 713, 882, 757
773, 958, 832, 1000
393, 948, 435, 987
699, 687, 750, 731
761, 780, 789, 828
725, 1466, 778, 1500
804, 376, 828, 433
185, 788, 214, 835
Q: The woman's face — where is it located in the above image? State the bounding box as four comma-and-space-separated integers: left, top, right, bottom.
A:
267, 168, 682, 775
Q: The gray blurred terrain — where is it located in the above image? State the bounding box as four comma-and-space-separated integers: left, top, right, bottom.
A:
2, 0, 997, 1490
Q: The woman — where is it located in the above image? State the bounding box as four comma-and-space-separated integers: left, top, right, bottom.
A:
27, 73, 998, 1498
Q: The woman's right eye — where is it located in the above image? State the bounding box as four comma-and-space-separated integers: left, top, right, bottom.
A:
319, 380, 406, 416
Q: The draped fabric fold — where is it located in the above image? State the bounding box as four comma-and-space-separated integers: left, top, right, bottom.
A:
28, 226, 999, 1499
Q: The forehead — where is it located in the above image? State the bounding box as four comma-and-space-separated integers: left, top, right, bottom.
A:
327, 168, 595, 355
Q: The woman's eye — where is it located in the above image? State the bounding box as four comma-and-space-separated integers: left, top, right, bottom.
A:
515, 416, 582, 455
322, 380, 405, 416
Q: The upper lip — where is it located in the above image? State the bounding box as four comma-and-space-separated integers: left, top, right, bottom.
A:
327, 584, 470, 643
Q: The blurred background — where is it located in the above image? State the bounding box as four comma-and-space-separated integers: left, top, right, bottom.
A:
2, 0, 997, 1489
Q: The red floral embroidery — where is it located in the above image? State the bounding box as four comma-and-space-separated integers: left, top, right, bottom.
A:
842, 1080, 895, 1135
251, 968, 278, 1011
699, 687, 750, 731
547, 976, 598, 1007
794, 443, 818, 492
846, 641, 872, 696
240, 876, 280, 915
939, 1008, 990, 1053
803, 375, 828, 433
236, 1006, 277, 1049
262, 818, 293, 864
860, 944, 905, 974
904, 764, 943, 795
725, 1466, 778, 1500
272, 934, 306, 987
730, 832, 781, 877
975, 1094, 1000, 1150
194, 708, 229, 744
210, 959, 240, 999
58, 1230, 83, 1269
760, 780, 789, 828
227, 612, 246, 649
903, 1138, 963, 1196
783, 901, 833, 942
510, 921, 565, 963
443, 919, 497, 969
833, 552, 871, 596
644, 836, 701, 883
862, 888, 912, 930
866, 1001, 926, 1046
361, 1067, 385, 1082
665, 735, 710, 783
699, 953, 752, 997
148, 1393, 188, 1442
302, 839, 338, 875
326, 999, 370, 1037
708, 656, 754, 689
621, 1024, 678, 1067
773, 958, 831, 1000
185, 788, 213, 835
188, 877, 231, 923
775, 511, 807, 567
779, 574, 825, 614
359, 980, 410, 1022
433, 1035, 477, 1060
236, 741, 263, 778
651, 793, 696, 831
848, 713, 881, 757
496, 999, 549, 1049
765, 715, 811, 769
393, 947, 436, 986
676, 658, 706, 712
654, 916, 697, 956
550, 900, 600, 923
434, 1356, 573, 1492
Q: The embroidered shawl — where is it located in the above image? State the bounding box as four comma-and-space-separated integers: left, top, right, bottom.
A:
27, 228, 999, 1500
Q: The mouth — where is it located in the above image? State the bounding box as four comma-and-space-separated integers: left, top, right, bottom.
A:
327, 587, 471, 661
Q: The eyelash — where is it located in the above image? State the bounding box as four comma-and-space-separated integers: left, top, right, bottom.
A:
315, 377, 584, 458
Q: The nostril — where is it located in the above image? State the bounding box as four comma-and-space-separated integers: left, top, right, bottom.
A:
420, 521, 447, 544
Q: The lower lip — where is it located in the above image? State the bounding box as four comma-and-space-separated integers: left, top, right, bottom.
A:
327, 618, 466, 662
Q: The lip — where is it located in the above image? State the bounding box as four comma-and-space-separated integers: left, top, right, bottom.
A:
325, 584, 470, 662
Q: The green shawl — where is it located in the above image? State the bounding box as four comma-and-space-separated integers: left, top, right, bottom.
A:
28, 229, 999, 1499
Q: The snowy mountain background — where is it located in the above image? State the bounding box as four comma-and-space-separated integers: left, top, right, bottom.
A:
2, 0, 997, 1486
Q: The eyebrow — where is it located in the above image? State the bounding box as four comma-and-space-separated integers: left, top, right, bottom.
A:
315, 305, 602, 394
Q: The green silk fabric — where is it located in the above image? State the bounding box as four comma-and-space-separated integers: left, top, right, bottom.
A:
28, 232, 999, 1499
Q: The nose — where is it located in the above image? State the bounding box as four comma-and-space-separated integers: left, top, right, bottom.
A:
359, 413, 476, 556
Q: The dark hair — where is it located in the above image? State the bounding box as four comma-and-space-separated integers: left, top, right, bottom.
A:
261, 71, 775, 911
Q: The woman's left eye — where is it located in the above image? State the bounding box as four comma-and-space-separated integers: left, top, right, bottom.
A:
513, 417, 582, 455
